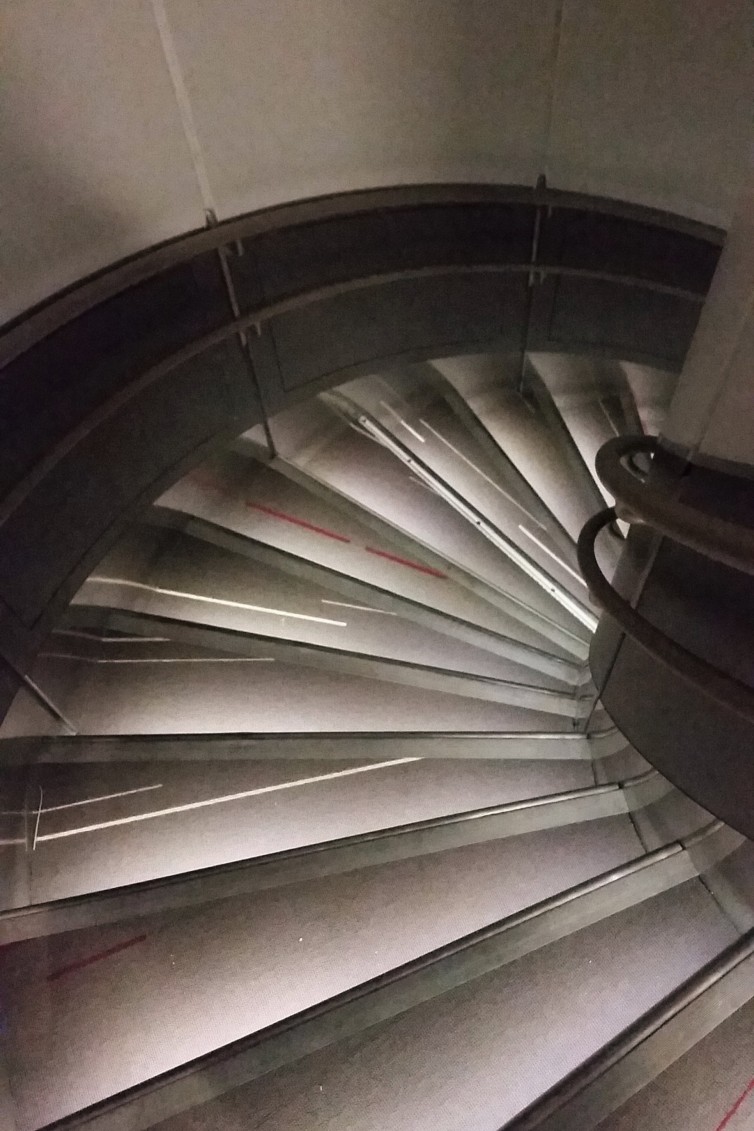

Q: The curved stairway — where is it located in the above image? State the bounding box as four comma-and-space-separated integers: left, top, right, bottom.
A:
1, 352, 753, 1131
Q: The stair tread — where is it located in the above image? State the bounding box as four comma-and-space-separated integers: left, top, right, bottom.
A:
15, 879, 731, 1131
595, 994, 754, 1131
3, 816, 656, 1127
27, 755, 597, 901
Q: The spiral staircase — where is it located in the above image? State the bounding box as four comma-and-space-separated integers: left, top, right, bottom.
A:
1, 351, 753, 1131
2, 3, 754, 1128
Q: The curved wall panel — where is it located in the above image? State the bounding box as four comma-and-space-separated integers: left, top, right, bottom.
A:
0, 186, 721, 716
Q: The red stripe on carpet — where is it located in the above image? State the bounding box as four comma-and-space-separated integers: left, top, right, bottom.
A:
245, 501, 351, 543
714, 1078, 754, 1131
47, 935, 148, 982
364, 546, 447, 578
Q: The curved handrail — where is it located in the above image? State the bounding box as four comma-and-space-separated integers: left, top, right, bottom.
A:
0, 184, 718, 370
596, 434, 754, 577
0, 262, 706, 534
577, 508, 754, 725
0, 193, 718, 541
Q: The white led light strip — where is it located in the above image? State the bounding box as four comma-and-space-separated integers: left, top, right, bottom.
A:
418, 418, 545, 528
517, 526, 587, 587
358, 416, 598, 632
87, 577, 348, 627
36, 758, 422, 841
379, 400, 426, 443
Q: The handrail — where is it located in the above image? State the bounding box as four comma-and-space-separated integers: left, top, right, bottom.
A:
596, 434, 754, 577
0, 243, 713, 532
0, 183, 718, 371
0, 257, 675, 532
38, 843, 690, 1130
577, 508, 754, 725
502, 927, 754, 1130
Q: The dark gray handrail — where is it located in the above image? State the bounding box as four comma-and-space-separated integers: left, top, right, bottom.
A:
577, 507, 754, 725
0, 264, 711, 529
502, 927, 754, 1130
596, 434, 754, 576
0, 184, 718, 371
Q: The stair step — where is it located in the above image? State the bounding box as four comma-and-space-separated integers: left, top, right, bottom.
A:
72, 534, 576, 691
13, 758, 605, 906
2, 847, 710, 1129
12, 647, 581, 735
595, 990, 754, 1131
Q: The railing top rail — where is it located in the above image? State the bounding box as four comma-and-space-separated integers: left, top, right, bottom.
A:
596, 435, 754, 577
578, 507, 754, 726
